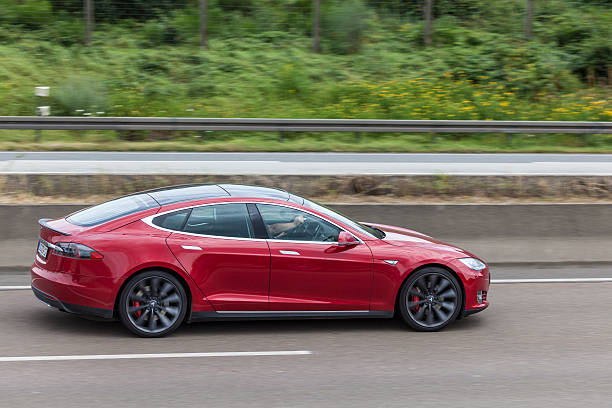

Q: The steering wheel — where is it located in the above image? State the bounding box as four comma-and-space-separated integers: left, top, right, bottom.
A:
292, 217, 322, 240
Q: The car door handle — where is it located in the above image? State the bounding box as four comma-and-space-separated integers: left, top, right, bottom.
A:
279, 250, 300, 256
181, 245, 203, 251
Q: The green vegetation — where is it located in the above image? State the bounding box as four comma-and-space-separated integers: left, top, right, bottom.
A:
2, 129, 611, 153
0, 0, 610, 152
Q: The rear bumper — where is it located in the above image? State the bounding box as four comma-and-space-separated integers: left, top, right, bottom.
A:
31, 264, 115, 319
32, 285, 113, 319
32, 284, 113, 319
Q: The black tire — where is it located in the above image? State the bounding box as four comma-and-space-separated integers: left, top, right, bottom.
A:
398, 267, 463, 332
118, 270, 188, 338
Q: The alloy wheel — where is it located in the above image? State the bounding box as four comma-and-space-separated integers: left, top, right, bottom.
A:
405, 272, 459, 329
125, 275, 184, 335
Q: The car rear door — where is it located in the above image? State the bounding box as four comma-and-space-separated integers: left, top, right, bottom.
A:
162, 203, 271, 311
256, 203, 373, 312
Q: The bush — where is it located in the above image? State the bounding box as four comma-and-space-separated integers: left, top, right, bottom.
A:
45, 14, 84, 46
0, 0, 53, 30
170, 7, 200, 45
0, 27, 20, 44
322, 0, 370, 55
141, 18, 182, 47
275, 63, 312, 99
573, 38, 612, 80
52, 76, 108, 116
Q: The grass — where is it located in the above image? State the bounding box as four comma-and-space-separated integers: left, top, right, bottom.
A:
1, 130, 611, 153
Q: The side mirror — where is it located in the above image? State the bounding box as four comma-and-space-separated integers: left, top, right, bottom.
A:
337, 231, 360, 246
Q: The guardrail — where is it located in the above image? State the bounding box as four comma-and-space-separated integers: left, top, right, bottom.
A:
0, 117, 610, 134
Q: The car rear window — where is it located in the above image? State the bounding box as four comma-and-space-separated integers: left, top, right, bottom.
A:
151, 209, 190, 231
66, 194, 159, 227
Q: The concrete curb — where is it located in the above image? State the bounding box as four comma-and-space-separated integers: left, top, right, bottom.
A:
3, 203, 612, 266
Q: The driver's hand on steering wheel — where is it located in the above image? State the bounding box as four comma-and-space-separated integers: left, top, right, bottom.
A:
294, 215, 305, 226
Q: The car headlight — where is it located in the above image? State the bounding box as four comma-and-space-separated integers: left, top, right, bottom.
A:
459, 257, 486, 271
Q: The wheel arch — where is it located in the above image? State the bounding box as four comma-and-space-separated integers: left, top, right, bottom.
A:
393, 263, 466, 318
112, 266, 193, 321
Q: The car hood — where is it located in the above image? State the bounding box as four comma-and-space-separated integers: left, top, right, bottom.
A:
362, 222, 477, 257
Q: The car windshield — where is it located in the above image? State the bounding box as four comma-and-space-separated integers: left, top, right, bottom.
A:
302, 199, 385, 239
66, 193, 159, 227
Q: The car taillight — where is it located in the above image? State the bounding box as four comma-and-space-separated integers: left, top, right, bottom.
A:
52, 243, 103, 260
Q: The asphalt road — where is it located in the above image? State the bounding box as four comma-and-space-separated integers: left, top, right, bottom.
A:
1, 282, 612, 407
1, 152, 611, 175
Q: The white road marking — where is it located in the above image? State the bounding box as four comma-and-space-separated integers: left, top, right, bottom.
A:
0, 286, 30, 291
0, 350, 312, 363
491, 278, 612, 284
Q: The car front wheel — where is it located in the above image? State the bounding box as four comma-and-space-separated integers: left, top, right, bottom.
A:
118, 270, 187, 337
398, 267, 463, 331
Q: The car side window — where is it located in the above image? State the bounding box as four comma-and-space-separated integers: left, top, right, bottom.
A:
151, 209, 190, 231
183, 203, 253, 239
256, 204, 341, 242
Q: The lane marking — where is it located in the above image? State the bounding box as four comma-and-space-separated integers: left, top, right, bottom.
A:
492, 278, 612, 284
0, 350, 312, 363
0, 286, 30, 291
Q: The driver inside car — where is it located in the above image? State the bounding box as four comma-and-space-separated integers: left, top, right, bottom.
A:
267, 214, 305, 239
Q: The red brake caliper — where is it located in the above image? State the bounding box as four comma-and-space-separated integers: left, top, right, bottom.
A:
412, 295, 420, 311
133, 301, 141, 318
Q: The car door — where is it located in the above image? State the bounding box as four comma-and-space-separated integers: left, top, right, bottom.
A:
256, 203, 373, 311
162, 203, 271, 311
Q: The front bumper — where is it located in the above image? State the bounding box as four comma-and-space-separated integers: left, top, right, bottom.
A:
463, 304, 488, 317
447, 259, 490, 313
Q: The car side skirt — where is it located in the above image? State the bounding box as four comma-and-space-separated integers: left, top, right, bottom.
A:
189, 310, 394, 322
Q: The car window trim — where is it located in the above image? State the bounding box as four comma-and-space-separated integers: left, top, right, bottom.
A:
141, 201, 364, 245
247, 203, 269, 239
254, 203, 356, 244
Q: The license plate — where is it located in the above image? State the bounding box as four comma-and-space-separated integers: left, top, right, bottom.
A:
37, 241, 49, 259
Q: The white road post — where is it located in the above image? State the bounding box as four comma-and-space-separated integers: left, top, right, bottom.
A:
35, 86, 50, 142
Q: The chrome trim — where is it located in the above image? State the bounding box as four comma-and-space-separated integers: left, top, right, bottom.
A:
383, 260, 399, 265
337, 240, 361, 247
181, 245, 202, 251
216, 310, 370, 314
38, 237, 64, 253
141, 201, 366, 245
35, 254, 47, 264
279, 250, 300, 256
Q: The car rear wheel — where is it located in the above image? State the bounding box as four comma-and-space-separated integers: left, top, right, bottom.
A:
398, 267, 462, 331
118, 270, 187, 338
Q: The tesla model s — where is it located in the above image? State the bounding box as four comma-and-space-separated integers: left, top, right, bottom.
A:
32, 184, 489, 337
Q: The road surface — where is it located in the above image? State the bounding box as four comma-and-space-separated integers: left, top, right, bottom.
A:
1, 152, 611, 175
1, 282, 611, 407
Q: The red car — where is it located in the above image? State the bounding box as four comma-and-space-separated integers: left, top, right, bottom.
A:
32, 184, 489, 337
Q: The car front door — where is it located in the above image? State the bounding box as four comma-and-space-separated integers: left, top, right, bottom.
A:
162, 203, 271, 311
256, 203, 373, 312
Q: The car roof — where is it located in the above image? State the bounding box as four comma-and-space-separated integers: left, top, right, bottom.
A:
138, 184, 304, 206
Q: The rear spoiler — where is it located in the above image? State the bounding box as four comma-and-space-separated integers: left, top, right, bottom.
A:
38, 218, 71, 236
